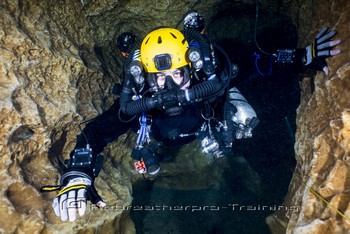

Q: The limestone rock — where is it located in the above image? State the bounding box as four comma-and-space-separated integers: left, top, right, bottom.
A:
266, 0, 350, 233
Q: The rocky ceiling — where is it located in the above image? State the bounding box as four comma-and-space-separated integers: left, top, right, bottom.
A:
0, 0, 350, 233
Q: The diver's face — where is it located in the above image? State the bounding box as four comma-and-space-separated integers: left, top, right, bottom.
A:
156, 69, 183, 89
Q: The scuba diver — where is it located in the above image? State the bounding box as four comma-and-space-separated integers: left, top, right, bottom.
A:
41, 11, 341, 222
118, 26, 257, 176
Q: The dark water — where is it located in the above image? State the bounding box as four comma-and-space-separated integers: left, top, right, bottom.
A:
132, 182, 279, 234
130, 66, 299, 233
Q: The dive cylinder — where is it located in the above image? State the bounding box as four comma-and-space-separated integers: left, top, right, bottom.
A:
228, 87, 259, 139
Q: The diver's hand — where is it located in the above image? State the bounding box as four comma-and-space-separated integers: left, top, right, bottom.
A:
52, 177, 106, 222
305, 26, 341, 75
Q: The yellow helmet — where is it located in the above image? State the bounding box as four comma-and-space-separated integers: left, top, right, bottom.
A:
140, 28, 190, 73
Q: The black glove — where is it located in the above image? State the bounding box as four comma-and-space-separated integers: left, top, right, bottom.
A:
305, 26, 341, 75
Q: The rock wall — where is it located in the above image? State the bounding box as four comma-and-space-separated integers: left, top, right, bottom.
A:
1, 0, 350, 233
0, 0, 128, 233
0, 0, 221, 233
266, 0, 350, 233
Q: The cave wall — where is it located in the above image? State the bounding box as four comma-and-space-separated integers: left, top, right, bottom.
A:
0, 0, 222, 233
0, 1, 128, 233
266, 0, 350, 233
1, 0, 350, 233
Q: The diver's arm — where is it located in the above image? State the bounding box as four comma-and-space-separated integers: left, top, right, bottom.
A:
275, 27, 341, 75
74, 100, 131, 155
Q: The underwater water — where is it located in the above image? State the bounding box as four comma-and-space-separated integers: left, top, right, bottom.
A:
131, 65, 299, 233
132, 185, 273, 233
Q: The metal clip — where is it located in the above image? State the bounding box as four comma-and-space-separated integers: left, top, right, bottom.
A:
136, 115, 152, 148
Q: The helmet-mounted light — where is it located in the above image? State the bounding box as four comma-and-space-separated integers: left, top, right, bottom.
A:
192, 59, 203, 70
188, 45, 203, 69
130, 60, 142, 77
154, 54, 172, 71
129, 49, 145, 84
188, 46, 201, 62
130, 63, 144, 84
